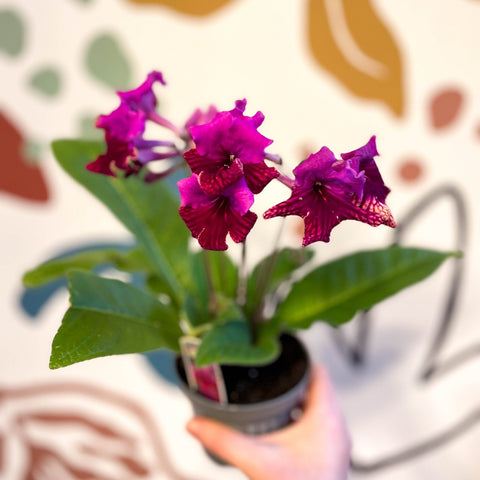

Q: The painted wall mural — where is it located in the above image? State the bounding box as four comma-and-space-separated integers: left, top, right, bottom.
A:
1, 0, 478, 479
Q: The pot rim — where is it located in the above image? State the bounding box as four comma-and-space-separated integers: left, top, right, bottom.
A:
175, 333, 311, 413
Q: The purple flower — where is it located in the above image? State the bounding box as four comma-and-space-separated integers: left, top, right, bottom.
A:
178, 174, 257, 251
87, 72, 182, 177
87, 104, 145, 176
183, 105, 218, 133
341, 135, 391, 204
117, 71, 165, 115
185, 100, 279, 195
87, 103, 178, 176
264, 139, 395, 246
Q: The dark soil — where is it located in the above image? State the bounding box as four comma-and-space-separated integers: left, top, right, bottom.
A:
178, 334, 309, 404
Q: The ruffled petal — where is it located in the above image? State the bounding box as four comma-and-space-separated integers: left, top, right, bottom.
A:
198, 159, 244, 196
96, 104, 146, 141
227, 209, 258, 244
179, 203, 230, 251
178, 176, 257, 250
190, 112, 234, 159
178, 174, 210, 208
224, 177, 254, 216
87, 138, 138, 177
117, 70, 165, 114
243, 162, 280, 194
341, 136, 390, 203
346, 194, 396, 228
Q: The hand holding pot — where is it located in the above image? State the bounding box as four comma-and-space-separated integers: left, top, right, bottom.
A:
187, 365, 351, 480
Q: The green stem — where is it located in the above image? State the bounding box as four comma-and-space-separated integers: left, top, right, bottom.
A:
252, 218, 286, 326
202, 250, 218, 317
236, 241, 247, 307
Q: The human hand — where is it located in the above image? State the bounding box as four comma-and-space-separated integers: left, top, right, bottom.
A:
186, 364, 351, 480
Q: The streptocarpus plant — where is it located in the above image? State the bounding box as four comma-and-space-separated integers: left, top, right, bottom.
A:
23, 71, 459, 369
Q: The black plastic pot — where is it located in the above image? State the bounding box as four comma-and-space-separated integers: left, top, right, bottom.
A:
176, 334, 311, 438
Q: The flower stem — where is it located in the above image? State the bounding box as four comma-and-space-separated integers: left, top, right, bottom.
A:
252, 218, 286, 325
236, 241, 247, 307
202, 250, 218, 317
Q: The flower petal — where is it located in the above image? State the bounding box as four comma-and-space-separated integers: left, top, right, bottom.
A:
227, 209, 257, 244
178, 174, 210, 208
117, 70, 165, 114
341, 136, 390, 202
179, 203, 229, 251
224, 177, 254, 216
198, 159, 244, 196
243, 162, 280, 194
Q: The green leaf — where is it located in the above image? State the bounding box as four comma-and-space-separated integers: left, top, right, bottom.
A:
22, 247, 147, 287
276, 246, 460, 329
196, 320, 279, 367
50, 271, 182, 369
245, 247, 314, 317
51, 139, 189, 304
173, 250, 238, 328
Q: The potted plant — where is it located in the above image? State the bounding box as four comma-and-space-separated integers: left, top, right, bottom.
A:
23, 71, 458, 440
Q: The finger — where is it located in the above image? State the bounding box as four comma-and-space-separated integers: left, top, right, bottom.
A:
303, 364, 338, 420
186, 416, 265, 469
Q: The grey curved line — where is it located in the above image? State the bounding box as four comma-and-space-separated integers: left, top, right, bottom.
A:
351, 406, 480, 473
391, 184, 469, 381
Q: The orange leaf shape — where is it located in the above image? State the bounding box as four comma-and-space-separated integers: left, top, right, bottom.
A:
308, 0, 404, 116
125, 0, 237, 16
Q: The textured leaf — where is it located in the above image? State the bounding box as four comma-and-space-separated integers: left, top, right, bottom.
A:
50, 271, 182, 369
196, 320, 279, 367
22, 247, 148, 287
276, 246, 460, 328
308, 0, 404, 116
51, 139, 188, 304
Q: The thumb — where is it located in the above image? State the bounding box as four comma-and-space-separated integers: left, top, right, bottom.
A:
186, 416, 264, 468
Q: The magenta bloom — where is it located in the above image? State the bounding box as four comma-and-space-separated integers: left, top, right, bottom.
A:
341, 135, 391, 204
183, 105, 218, 133
178, 174, 257, 251
264, 138, 395, 245
117, 71, 165, 115
88, 72, 182, 177
87, 103, 178, 176
185, 100, 279, 195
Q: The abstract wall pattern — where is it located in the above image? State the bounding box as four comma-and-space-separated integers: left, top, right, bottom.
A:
1, 0, 478, 479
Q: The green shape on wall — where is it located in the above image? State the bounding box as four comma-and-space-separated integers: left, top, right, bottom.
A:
78, 114, 103, 140
0, 9, 25, 57
29, 67, 62, 97
85, 33, 132, 90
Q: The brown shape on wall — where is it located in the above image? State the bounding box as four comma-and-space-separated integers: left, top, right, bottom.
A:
125, 0, 237, 16
429, 88, 464, 130
398, 156, 425, 183
0, 110, 49, 202
0, 382, 196, 480
307, 0, 404, 116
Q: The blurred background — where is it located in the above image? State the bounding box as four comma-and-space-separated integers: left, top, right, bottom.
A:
1, 0, 479, 478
